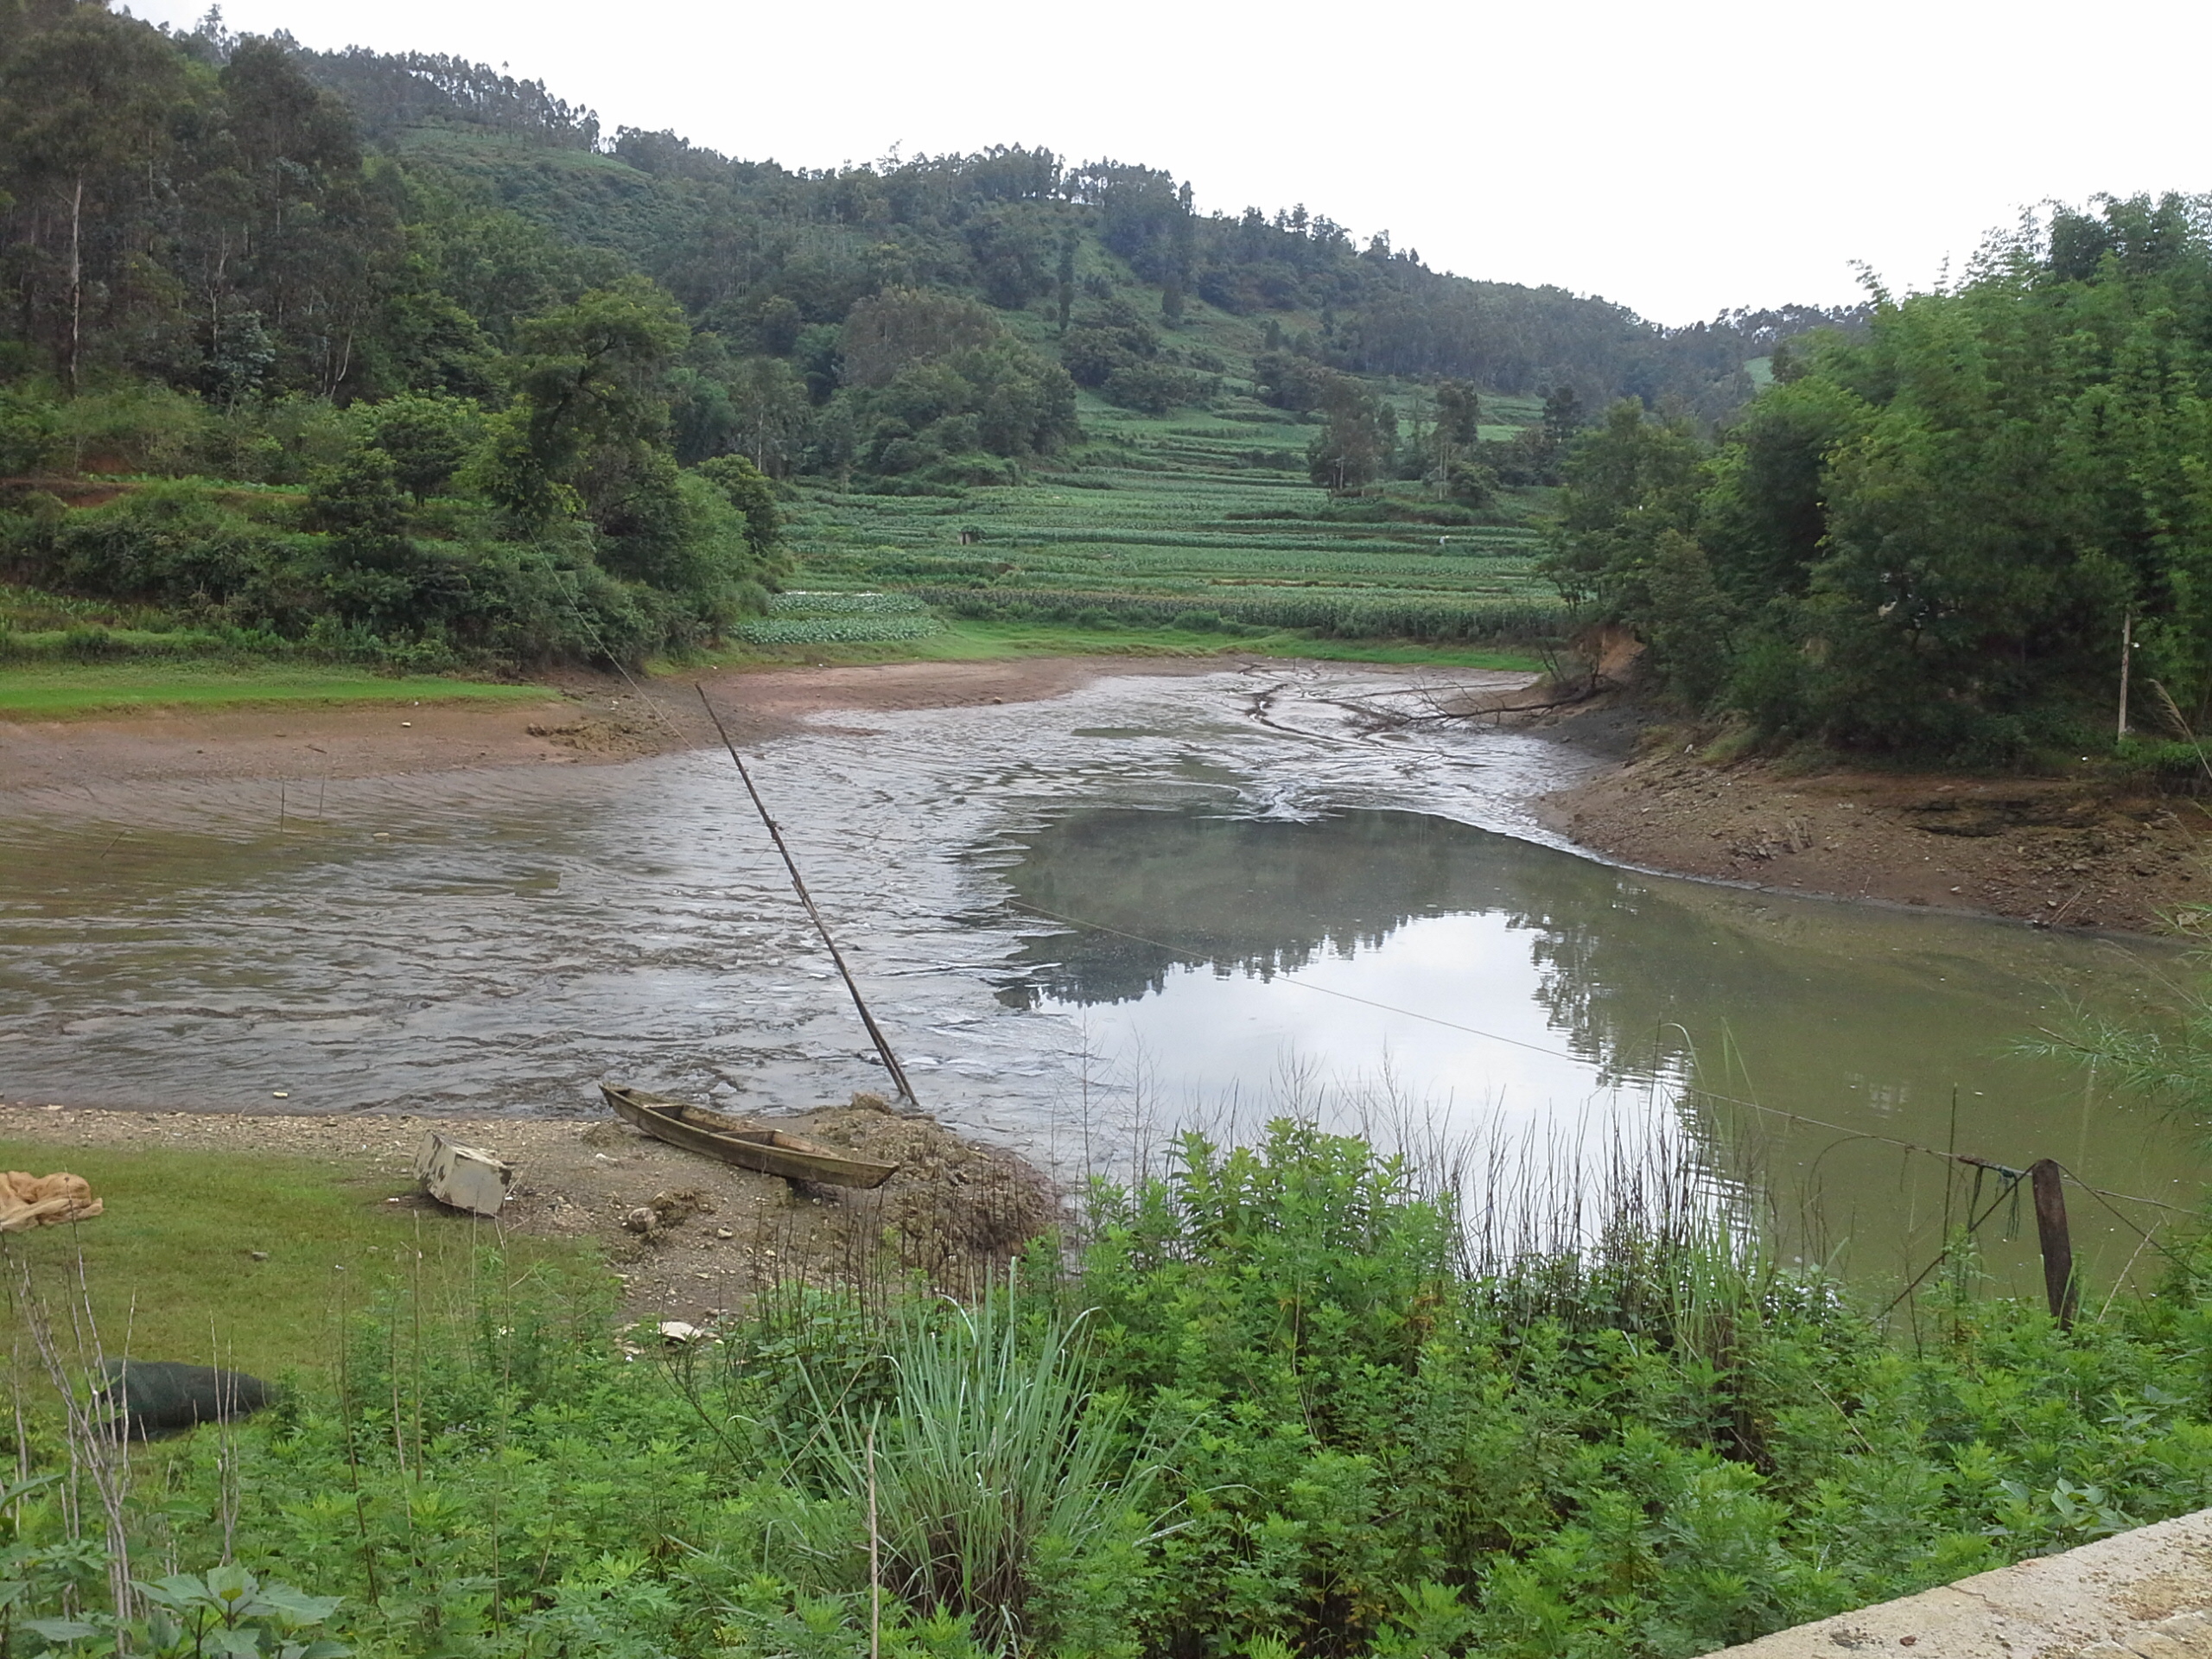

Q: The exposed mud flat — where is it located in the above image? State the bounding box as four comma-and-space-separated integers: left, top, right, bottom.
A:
1537, 734, 2211, 935
0, 656, 1230, 798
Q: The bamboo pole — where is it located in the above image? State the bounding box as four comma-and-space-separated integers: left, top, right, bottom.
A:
696, 686, 918, 1105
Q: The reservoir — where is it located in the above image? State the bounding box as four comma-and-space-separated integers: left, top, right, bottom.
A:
1, 664, 2198, 1297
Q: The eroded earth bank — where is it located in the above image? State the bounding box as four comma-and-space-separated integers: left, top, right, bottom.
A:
1533, 711, 2211, 936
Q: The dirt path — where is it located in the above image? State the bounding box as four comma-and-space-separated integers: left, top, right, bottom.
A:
1536, 729, 2212, 935
0, 655, 1230, 797
0, 1099, 1052, 1327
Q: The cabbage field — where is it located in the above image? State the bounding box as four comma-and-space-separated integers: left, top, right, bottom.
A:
733, 590, 948, 645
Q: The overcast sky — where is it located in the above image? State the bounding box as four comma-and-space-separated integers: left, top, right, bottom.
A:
124, 0, 2212, 327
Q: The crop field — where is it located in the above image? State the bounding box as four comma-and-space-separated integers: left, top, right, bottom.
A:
733, 588, 948, 645
782, 391, 1567, 645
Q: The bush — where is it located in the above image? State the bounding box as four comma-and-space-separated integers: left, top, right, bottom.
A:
0, 386, 62, 474
50, 384, 213, 474
363, 392, 478, 499
1445, 458, 1500, 507
41, 486, 304, 615
1099, 362, 1213, 415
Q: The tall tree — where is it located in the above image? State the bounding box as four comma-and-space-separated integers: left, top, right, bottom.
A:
1054, 222, 1077, 334
1432, 379, 1480, 493
1161, 182, 1194, 325
1306, 378, 1395, 493
0, 4, 192, 389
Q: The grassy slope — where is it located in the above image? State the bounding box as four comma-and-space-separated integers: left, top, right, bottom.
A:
0, 1139, 589, 1378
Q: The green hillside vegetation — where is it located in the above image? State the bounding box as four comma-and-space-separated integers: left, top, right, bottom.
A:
0, 1, 1854, 673
1550, 193, 2212, 766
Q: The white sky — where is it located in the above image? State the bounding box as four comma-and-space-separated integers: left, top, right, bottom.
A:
124, 0, 2212, 327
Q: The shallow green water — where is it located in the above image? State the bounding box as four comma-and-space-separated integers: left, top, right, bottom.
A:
1001, 803, 2207, 1298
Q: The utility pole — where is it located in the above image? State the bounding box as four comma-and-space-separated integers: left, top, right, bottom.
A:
2117, 609, 2133, 745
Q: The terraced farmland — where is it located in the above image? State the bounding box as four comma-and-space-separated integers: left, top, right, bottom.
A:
781, 392, 1566, 645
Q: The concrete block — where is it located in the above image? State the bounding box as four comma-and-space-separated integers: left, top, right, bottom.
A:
414, 1132, 512, 1217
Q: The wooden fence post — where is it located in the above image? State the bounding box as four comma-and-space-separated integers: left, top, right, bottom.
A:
2030, 1159, 2078, 1330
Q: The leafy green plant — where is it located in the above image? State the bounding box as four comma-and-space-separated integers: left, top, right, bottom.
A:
7, 1562, 346, 1659
131, 1567, 347, 1659
7, 1133, 2212, 1659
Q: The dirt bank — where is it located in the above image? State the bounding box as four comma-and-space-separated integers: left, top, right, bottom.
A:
1536, 723, 2212, 935
0, 1098, 1053, 1327
0, 657, 1228, 798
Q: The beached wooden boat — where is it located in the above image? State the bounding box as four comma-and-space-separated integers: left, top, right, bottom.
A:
599, 1084, 900, 1189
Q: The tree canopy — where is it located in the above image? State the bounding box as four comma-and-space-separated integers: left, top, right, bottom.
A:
1545, 194, 2212, 762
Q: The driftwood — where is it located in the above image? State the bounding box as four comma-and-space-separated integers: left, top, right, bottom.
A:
1319, 671, 1618, 734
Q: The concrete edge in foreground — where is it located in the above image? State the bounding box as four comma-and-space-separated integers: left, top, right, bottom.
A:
1717, 1509, 2211, 1659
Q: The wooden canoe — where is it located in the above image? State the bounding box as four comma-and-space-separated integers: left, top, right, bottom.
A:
599, 1084, 900, 1189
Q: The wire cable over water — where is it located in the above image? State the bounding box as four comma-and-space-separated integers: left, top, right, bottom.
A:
1003, 897, 2189, 1215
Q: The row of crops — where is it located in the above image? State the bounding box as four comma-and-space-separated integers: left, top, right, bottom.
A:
733, 591, 947, 645
777, 392, 1567, 645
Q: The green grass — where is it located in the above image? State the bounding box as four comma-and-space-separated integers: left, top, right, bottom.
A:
0, 660, 547, 717
0, 1139, 591, 1379
690, 616, 1543, 671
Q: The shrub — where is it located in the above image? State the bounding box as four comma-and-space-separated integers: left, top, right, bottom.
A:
46, 486, 302, 613
1099, 363, 1213, 415
0, 386, 62, 474
363, 392, 478, 500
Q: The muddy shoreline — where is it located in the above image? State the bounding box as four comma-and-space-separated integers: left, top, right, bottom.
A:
1532, 709, 2210, 937
6, 649, 2199, 940
0, 657, 1229, 798
0, 1099, 1051, 1325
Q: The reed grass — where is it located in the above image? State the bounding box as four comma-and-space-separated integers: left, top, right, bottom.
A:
795, 1286, 1160, 1653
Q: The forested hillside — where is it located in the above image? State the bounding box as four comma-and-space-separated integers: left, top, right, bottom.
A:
1549, 193, 2212, 766
0, 0, 1853, 669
